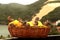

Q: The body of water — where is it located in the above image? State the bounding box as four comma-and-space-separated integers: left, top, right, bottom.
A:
0, 25, 10, 37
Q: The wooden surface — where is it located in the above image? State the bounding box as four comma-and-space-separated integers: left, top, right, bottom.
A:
1, 35, 60, 40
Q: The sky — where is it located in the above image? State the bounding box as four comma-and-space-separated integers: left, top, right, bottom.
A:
0, 0, 38, 5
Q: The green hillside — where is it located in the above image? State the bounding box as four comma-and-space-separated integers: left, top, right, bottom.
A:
0, 0, 47, 24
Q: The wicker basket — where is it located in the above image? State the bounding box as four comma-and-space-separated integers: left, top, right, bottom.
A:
8, 25, 50, 38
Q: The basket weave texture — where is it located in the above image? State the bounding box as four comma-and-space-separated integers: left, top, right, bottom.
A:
8, 25, 50, 38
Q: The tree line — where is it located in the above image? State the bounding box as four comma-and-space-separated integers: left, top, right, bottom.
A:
0, 0, 47, 24
0, 0, 60, 25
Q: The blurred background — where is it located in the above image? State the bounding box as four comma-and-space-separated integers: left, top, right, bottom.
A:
0, 0, 60, 39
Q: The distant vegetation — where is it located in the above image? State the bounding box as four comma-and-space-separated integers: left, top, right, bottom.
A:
0, 0, 60, 25
41, 7, 60, 22
0, 0, 47, 24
